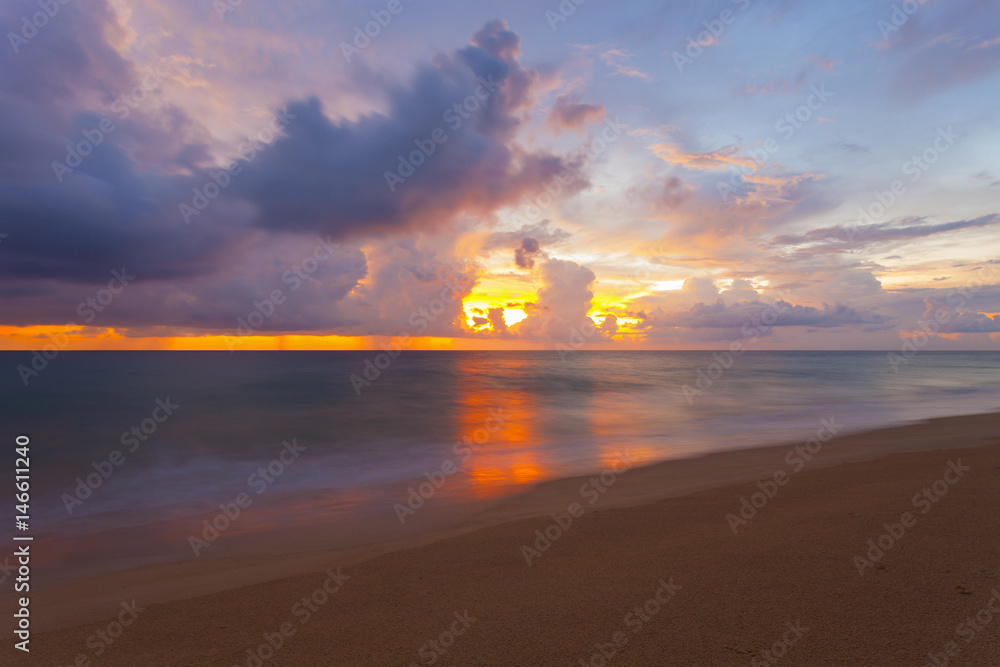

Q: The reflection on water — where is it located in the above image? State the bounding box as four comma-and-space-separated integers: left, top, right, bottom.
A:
2, 350, 999, 586
455, 353, 543, 498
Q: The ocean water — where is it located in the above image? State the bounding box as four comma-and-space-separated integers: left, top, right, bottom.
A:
1, 350, 998, 585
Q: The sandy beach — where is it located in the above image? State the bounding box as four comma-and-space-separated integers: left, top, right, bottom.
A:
7, 411, 1000, 665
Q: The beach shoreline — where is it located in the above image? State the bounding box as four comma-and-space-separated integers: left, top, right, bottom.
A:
5, 410, 999, 665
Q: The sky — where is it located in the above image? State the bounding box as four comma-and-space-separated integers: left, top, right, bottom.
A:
1, 0, 999, 351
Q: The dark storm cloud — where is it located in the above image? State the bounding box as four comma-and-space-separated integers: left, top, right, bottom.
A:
1, 0, 133, 110
0, 10, 590, 330
0, 0, 242, 288
232, 19, 584, 238
514, 237, 542, 269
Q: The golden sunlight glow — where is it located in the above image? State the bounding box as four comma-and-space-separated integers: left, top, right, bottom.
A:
460, 264, 538, 333
0, 325, 456, 351
876, 274, 926, 288
503, 308, 527, 326
462, 302, 528, 329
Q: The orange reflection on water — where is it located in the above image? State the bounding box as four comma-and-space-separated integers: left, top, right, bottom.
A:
585, 391, 665, 471
452, 356, 546, 498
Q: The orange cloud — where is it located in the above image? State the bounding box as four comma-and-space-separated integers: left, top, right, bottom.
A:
651, 143, 758, 171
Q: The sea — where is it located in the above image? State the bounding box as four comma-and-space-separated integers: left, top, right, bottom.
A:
1, 350, 998, 586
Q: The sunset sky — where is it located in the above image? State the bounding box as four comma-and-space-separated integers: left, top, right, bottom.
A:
1, 0, 998, 351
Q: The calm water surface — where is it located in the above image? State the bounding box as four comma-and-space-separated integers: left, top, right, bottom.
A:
1, 350, 997, 584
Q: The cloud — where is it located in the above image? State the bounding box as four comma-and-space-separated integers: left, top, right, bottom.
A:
486, 306, 511, 337
575, 45, 654, 81
337, 237, 476, 338
484, 221, 571, 251
647, 299, 886, 333
599, 47, 654, 81
233, 19, 584, 238
0, 236, 369, 331
0, 14, 594, 335
514, 237, 544, 269
733, 171, 826, 207
0, 0, 237, 289
545, 94, 606, 135
655, 176, 694, 209
599, 313, 618, 336
513, 258, 596, 340
771, 215, 1000, 253
921, 298, 1000, 333
640, 168, 834, 249
1, 0, 134, 109
650, 143, 757, 171
3, 2, 997, 351
681, 277, 720, 303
